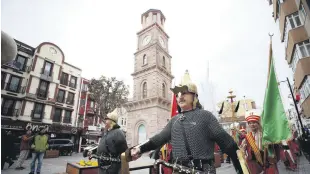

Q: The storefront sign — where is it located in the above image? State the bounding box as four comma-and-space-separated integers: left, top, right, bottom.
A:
25, 123, 50, 132
1, 124, 24, 130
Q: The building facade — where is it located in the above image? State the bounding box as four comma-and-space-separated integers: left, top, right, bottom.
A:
1, 39, 82, 149
123, 9, 173, 147
268, 0, 310, 118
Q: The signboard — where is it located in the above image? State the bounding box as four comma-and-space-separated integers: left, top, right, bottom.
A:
25, 122, 50, 132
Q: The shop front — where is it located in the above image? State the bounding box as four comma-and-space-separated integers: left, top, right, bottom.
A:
1, 118, 83, 154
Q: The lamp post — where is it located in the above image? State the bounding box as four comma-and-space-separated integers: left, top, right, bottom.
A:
278, 77, 306, 137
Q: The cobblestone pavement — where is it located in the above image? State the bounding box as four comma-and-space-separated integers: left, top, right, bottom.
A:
1, 153, 309, 174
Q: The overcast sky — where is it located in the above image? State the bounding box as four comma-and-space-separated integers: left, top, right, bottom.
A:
1, 0, 294, 111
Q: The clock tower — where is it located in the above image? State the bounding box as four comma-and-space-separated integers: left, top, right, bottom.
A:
123, 9, 174, 147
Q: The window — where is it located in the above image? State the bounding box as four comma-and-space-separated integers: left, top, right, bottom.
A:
57, 89, 65, 103
300, 76, 310, 104
291, 40, 310, 72
162, 56, 166, 67
67, 92, 75, 105
143, 54, 147, 65
63, 110, 72, 123
82, 83, 88, 91
297, 40, 310, 57
53, 108, 62, 122
153, 14, 157, 23
142, 82, 147, 98
1, 99, 15, 116
291, 51, 300, 72
162, 83, 166, 98
69, 76, 77, 88
80, 99, 85, 106
33, 103, 44, 119
42, 61, 53, 76
1, 72, 6, 89
37, 80, 49, 98
60, 73, 69, 85
299, 3, 307, 23
7, 76, 21, 93
138, 124, 146, 144
288, 12, 302, 29
15, 55, 27, 71
283, 21, 289, 48
90, 101, 94, 108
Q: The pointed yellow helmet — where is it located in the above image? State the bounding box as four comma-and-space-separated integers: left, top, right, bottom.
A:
170, 70, 200, 109
170, 70, 198, 95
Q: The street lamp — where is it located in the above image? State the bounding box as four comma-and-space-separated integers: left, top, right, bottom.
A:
278, 77, 306, 137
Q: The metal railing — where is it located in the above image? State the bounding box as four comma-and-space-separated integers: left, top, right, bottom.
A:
36, 88, 49, 99
63, 117, 71, 124
60, 79, 68, 86
1, 108, 20, 117
68, 82, 76, 88
56, 95, 65, 103
40, 69, 54, 81
66, 98, 74, 105
3, 82, 26, 93
31, 110, 45, 120
53, 116, 62, 123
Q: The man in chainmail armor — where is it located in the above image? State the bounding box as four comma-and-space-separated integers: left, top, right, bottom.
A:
129, 70, 243, 174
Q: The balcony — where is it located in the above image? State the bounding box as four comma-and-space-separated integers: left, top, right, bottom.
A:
40, 69, 53, 81
36, 89, 49, 99
1, 108, 20, 117
3, 82, 26, 94
286, 27, 308, 64
31, 110, 45, 121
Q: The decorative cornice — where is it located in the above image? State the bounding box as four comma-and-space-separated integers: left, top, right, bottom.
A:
137, 23, 169, 39
131, 65, 156, 76
134, 43, 172, 58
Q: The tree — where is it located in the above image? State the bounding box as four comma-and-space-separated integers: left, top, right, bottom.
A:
88, 76, 129, 119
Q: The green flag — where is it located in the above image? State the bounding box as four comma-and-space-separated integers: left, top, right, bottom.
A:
261, 41, 292, 146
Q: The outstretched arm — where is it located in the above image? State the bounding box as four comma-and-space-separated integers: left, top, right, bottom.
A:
139, 119, 173, 154
205, 111, 243, 174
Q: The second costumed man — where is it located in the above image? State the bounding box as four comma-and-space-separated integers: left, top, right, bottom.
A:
129, 70, 243, 173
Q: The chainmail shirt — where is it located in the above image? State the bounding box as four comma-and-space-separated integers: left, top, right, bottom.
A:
149, 109, 235, 160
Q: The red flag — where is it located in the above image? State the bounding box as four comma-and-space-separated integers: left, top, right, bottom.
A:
171, 94, 178, 117
161, 94, 178, 174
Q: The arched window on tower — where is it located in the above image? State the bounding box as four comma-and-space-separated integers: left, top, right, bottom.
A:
162, 83, 166, 98
143, 54, 147, 65
138, 124, 146, 144
142, 82, 147, 99
162, 56, 166, 68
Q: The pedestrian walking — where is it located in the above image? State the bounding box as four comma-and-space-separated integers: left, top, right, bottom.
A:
29, 128, 49, 174
15, 130, 34, 170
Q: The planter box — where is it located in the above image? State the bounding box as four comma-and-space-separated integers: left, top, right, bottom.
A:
66, 162, 98, 174
45, 150, 59, 158
214, 153, 221, 168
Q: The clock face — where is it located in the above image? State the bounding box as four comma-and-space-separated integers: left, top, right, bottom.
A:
159, 36, 166, 48
142, 35, 152, 46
